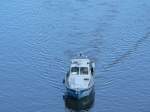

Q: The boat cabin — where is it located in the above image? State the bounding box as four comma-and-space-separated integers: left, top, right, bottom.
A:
70, 59, 94, 75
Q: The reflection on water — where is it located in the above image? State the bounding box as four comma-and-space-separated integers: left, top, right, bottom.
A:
63, 91, 95, 112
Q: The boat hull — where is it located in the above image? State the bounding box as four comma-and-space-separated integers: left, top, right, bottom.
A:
64, 86, 95, 99
64, 90, 95, 111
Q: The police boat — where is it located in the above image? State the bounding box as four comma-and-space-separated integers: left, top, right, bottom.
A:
63, 54, 95, 99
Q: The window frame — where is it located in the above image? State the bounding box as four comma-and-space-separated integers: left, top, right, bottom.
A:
70, 67, 79, 75
80, 67, 89, 75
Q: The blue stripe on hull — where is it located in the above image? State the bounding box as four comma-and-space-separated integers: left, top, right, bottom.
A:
65, 86, 94, 99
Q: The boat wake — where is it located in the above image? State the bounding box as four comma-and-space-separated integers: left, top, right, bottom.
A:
96, 31, 150, 78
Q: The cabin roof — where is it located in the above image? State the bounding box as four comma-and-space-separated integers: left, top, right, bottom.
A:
71, 58, 90, 67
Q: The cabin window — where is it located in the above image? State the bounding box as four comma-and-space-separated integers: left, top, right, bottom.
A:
71, 67, 79, 75
80, 67, 88, 75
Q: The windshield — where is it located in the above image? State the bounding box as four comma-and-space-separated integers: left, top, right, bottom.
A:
71, 67, 79, 75
80, 67, 88, 75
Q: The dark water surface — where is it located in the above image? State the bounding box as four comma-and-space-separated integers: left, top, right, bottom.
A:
0, 0, 150, 112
